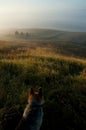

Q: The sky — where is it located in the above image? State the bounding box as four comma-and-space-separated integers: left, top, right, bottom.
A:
0, 0, 86, 31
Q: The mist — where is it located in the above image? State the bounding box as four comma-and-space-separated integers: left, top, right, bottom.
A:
0, 0, 86, 32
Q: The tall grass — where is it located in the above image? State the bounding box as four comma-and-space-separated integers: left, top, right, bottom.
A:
0, 41, 86, 130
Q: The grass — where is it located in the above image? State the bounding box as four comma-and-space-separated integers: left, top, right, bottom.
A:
0, 39, 86, 130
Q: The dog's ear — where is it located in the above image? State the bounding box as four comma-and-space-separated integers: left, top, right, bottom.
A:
38, 87, 43, 98
28, 88, 34, 103
29, 87, 34, 96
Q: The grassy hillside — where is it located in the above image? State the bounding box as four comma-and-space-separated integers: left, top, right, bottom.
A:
0, 29, 86, 58
0, 32, 86, 130
1, 28, 86, 42
0, 40, 86, 60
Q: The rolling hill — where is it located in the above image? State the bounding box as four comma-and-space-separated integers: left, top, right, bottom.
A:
0, 28, 86, 59
0, 28, 86, 130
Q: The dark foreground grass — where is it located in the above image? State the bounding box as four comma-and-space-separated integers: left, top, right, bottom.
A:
0, 53, 86, 130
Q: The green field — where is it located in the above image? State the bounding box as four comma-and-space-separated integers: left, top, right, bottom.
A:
0, 29, 86, 130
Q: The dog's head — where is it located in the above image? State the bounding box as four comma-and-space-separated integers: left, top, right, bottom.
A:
28, 87, 44, 106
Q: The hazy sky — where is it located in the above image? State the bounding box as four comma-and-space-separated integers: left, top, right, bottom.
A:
0, 0, 86, 31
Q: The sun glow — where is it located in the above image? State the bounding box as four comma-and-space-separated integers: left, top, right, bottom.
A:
0, 0, 85, 31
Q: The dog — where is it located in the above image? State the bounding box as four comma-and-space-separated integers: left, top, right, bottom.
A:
15, 87, 44, 130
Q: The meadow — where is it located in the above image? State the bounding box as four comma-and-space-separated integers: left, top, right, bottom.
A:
0, 29, 86, 130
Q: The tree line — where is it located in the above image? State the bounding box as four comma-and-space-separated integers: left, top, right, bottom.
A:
15, 31, 29, 38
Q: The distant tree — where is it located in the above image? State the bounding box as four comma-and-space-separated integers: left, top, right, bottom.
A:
20, 32, 24, 36
26, 32, 29, 37
15, 31, 19, 36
